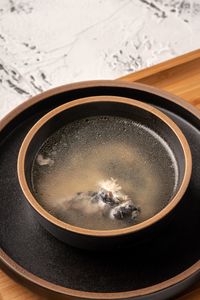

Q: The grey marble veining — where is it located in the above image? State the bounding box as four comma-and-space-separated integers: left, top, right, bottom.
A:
0, 0, 200, 119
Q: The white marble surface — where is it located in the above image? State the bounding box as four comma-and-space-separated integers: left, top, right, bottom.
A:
0, 0, 200, 119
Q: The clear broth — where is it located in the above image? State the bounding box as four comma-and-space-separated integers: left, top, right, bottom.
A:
32, 116, 178, 230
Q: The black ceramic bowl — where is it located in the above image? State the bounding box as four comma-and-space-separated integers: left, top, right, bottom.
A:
17, 95, 192, 250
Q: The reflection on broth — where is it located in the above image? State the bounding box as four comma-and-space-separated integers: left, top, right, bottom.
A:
32, 116, 178, 230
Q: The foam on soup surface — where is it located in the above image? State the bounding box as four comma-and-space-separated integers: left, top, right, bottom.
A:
32, 116, 178, 230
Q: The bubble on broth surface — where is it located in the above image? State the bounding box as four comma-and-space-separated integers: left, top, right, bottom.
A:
32, 116, 178, 230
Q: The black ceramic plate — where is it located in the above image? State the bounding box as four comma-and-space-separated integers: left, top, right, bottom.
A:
0, 81, 200, 300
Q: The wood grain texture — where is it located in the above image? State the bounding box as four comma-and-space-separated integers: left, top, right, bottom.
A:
121, 49, 200, 110
0, 49, 200, 300
0, 270, 47, 300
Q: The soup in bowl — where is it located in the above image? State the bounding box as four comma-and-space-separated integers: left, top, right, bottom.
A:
18, 96, 192, 250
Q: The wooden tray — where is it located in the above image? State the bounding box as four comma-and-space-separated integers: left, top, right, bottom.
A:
0, 49, 200, 300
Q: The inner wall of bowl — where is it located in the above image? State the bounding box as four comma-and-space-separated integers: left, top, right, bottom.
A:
25, 101, 185, 230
